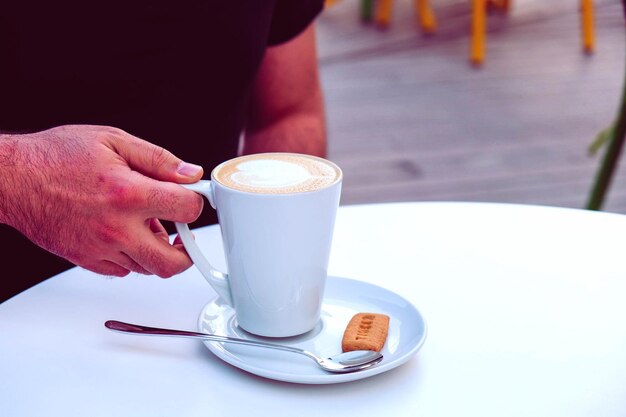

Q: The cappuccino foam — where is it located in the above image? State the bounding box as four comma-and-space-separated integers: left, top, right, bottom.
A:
213, 153, 341, 194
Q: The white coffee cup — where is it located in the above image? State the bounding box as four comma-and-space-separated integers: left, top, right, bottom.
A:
175, 153, 342, 337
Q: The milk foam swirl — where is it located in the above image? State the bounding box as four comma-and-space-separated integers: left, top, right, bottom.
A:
213, 153, 341, 194
231, 159, 311, 188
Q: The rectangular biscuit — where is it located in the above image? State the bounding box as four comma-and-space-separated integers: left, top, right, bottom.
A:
341, 312, 390, 352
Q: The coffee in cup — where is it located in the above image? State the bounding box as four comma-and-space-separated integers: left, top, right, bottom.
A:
212, 153, 341, 194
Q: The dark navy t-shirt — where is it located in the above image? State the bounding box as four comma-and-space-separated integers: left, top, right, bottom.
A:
0, 0, 323, 300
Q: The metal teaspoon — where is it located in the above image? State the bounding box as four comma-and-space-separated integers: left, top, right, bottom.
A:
105, 320, 383, 373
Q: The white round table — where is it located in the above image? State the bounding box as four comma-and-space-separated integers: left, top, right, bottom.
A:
2, 203, 626, 416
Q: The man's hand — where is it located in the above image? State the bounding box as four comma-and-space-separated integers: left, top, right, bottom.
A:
0, 125, 204, 278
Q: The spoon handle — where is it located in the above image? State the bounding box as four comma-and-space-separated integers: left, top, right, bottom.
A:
105, 320, 310, 357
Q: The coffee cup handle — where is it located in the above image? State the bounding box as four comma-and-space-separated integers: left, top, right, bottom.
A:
174, 180, 233, 306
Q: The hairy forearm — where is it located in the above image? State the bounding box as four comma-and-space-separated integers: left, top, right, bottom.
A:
0, 134, 20, 225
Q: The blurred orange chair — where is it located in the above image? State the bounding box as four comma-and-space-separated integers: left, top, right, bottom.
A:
581, 0, 596, 54
354, 0, 595, 66
470, 0, 511, 65
470, 0, 595, 65
373, 0, 438, 33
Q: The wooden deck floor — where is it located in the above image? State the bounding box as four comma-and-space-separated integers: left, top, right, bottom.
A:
317, 0, 626, 213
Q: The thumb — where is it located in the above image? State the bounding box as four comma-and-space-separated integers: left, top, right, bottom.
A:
111, 133, 204, 183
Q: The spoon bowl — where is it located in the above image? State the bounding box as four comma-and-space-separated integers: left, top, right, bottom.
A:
105, 320, 383, 373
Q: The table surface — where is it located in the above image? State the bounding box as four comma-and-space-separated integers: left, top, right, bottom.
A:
2, 202, 626, 416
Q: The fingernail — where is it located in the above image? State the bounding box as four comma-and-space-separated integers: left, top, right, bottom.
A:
177, 161, 203, 177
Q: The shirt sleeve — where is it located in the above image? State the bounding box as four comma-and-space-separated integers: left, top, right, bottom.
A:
267, 0, 324, 46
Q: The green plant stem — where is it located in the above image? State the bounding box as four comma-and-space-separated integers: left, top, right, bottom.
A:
586, 0, 626, 210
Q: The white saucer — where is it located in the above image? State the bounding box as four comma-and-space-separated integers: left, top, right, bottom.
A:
198, 276, 427, 384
